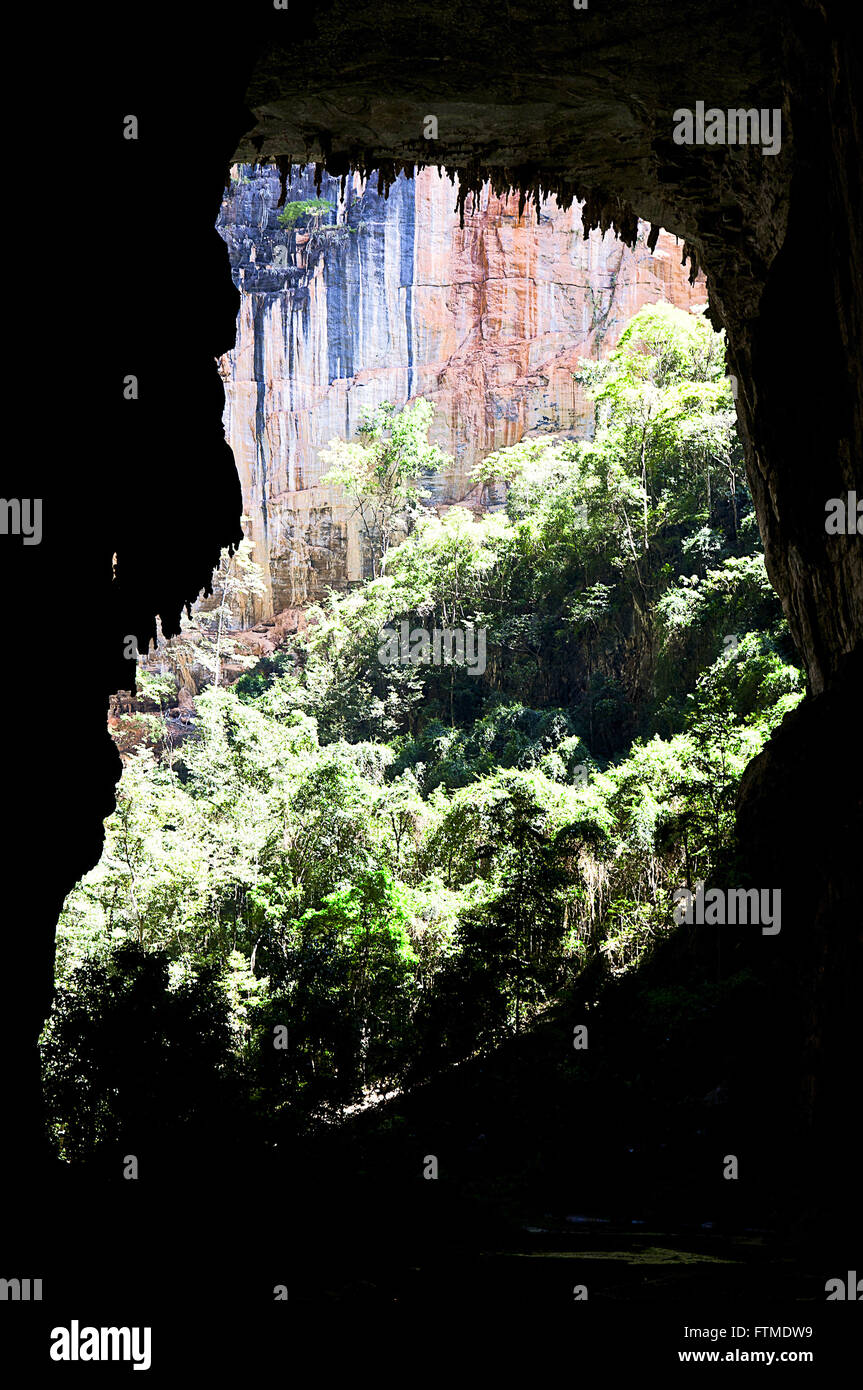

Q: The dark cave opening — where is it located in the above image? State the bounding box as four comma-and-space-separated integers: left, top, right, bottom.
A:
5, 0, 860, 1352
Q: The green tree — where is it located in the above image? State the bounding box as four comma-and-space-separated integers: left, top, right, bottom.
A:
276, 197, 334, 230
320, 399, 451, 578
294, 869, 419, 1092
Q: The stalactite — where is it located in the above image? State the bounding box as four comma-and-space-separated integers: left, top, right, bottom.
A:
275, 156, 292, 207
250, 151, 671, 271
681, 240, 700, 283
252, 144, 652, 251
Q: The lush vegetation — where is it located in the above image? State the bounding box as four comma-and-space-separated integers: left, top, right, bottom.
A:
276, 197, 335, 230
44, 304, 805, 1161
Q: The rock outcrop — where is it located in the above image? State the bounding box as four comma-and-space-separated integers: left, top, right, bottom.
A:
217, 163, 706, 618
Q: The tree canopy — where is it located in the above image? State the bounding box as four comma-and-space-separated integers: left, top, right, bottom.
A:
44, 303, 804, 1160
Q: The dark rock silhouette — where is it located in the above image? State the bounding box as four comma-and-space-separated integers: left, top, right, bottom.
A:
5, 0, 860, 1282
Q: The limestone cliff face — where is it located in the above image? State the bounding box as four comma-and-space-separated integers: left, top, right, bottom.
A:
217, 163, 706, 619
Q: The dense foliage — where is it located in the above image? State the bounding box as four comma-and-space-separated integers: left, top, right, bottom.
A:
44, 304, 805, 1158
276, 197, 335, 229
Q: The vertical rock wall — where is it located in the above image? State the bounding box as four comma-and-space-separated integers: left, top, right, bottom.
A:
217, 164, 706, 619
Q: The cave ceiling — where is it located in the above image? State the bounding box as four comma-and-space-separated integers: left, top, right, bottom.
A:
228, 0, 860, 692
